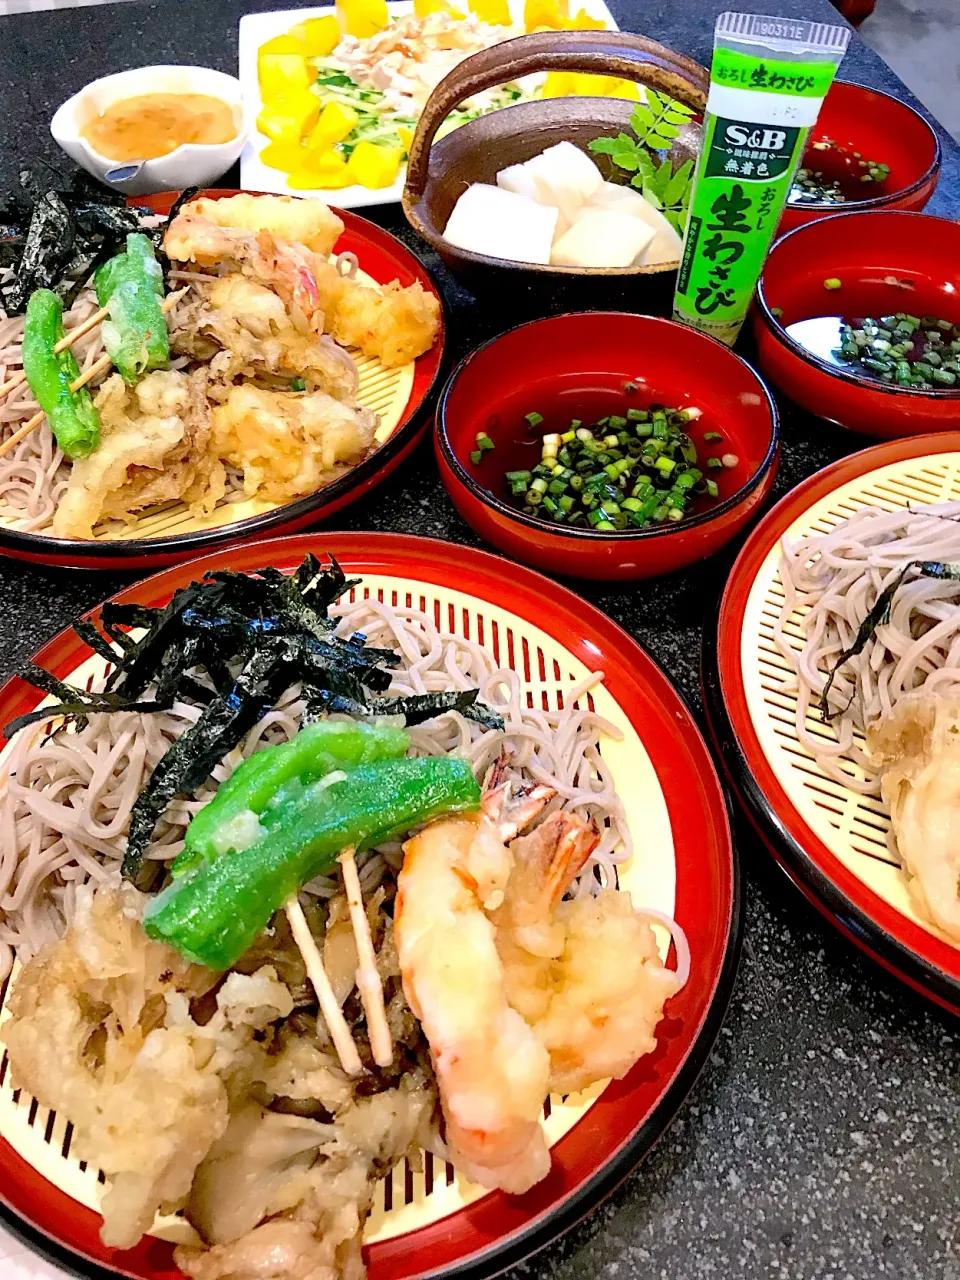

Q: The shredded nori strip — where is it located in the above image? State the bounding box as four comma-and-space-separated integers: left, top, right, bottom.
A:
157, 185, 201, 283
818, 563, 917, 721
302, 688, 505, 731
818, 558, 960, 722
915, 560, 960, 581
0, 167, 159, 316
3, 556, 499, 882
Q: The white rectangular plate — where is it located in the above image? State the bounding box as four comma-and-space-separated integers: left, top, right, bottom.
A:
239, 0, 619, 208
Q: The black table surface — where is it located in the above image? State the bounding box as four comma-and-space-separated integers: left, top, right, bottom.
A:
0, 1, 958, 1278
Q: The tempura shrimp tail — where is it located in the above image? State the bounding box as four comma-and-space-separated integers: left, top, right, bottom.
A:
502, 810, 601, 944
165, 212, 324, 330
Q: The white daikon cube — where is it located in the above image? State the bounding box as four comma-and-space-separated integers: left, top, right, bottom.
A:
443, 184, 559, 265
550, 209, 655, 268
587, 182, 684, 265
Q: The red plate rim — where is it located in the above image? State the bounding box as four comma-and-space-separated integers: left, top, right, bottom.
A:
0, 192, 447, 571
703, 431, 960, 1014
0, 531, 739, 1280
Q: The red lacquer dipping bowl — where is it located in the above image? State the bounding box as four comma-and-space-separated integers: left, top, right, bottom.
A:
754, 211, 960, 439
778, 80, 941, 235
435, 312, 779, 581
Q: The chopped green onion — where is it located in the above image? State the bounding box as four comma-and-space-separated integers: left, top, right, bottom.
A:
525, 412, 543, 428
475, 431, 495, 452
505, 402, 724, 531
470, 450, 482, 465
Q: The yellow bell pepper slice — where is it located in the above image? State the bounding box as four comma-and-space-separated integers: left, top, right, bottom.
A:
289, 148, 354, 189
469, 0, 511, 21
541, 72, 574, 98
543, 71, 639, 99
415, 0, 465, 15
297, 15, 342, 56
260, 140, 308, 172
257, 91, 321, 145
259, 34, 305, 56
337, 0, 389, 38
524, 0, 567, 30
561, 7, 605, 27
258, 51, 311, 102
347, 141, 403, 189
581, 73, 640, 98
305, 101, 359, 152
602, 77, 640, 100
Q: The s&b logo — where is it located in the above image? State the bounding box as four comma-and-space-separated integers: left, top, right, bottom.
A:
705, 117, 801, 181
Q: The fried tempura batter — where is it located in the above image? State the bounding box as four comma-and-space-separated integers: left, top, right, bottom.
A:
185, 194, 345, 256
165, 191, 440, 367
0, 882, 292, 1249
53, 369, 224, 539
211, 383, 376, 506
868, 691, 960, 942
170, 275, 360, 401
312, 260, 441, 369
2, 880, 435, 1280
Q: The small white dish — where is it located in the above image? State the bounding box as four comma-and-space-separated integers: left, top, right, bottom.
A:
51, 65, 247, 197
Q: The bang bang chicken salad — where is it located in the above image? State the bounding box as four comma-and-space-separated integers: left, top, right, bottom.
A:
251, 0, 625, 193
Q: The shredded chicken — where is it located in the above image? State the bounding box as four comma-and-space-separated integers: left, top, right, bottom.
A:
211, 384, 376, 506
332, 12, 521, 115
52, 368, 224, 539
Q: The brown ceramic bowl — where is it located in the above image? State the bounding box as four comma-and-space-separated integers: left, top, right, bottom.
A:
402, 31, 708, 316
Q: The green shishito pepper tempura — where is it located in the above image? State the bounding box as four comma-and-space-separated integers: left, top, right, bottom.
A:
144, 746, 480, 971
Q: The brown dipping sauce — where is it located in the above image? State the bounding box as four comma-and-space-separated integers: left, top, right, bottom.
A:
81, 92, 237, 162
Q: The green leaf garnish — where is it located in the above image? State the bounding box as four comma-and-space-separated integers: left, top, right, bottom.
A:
590, 90, 697, 234
664, 159, 694, 206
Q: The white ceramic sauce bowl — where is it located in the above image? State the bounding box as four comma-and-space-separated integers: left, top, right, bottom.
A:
51, 65, 247, 197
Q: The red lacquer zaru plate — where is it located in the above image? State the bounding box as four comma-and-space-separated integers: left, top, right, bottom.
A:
0, 193, 446, 572
703, 434, 960, 1015
0, 533, 738, 1280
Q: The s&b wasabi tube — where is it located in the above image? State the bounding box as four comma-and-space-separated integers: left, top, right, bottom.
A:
673, 12, 850, 345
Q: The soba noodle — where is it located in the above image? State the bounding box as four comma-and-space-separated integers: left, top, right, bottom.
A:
775, 500, 960, 793
0, 595, 631, 979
